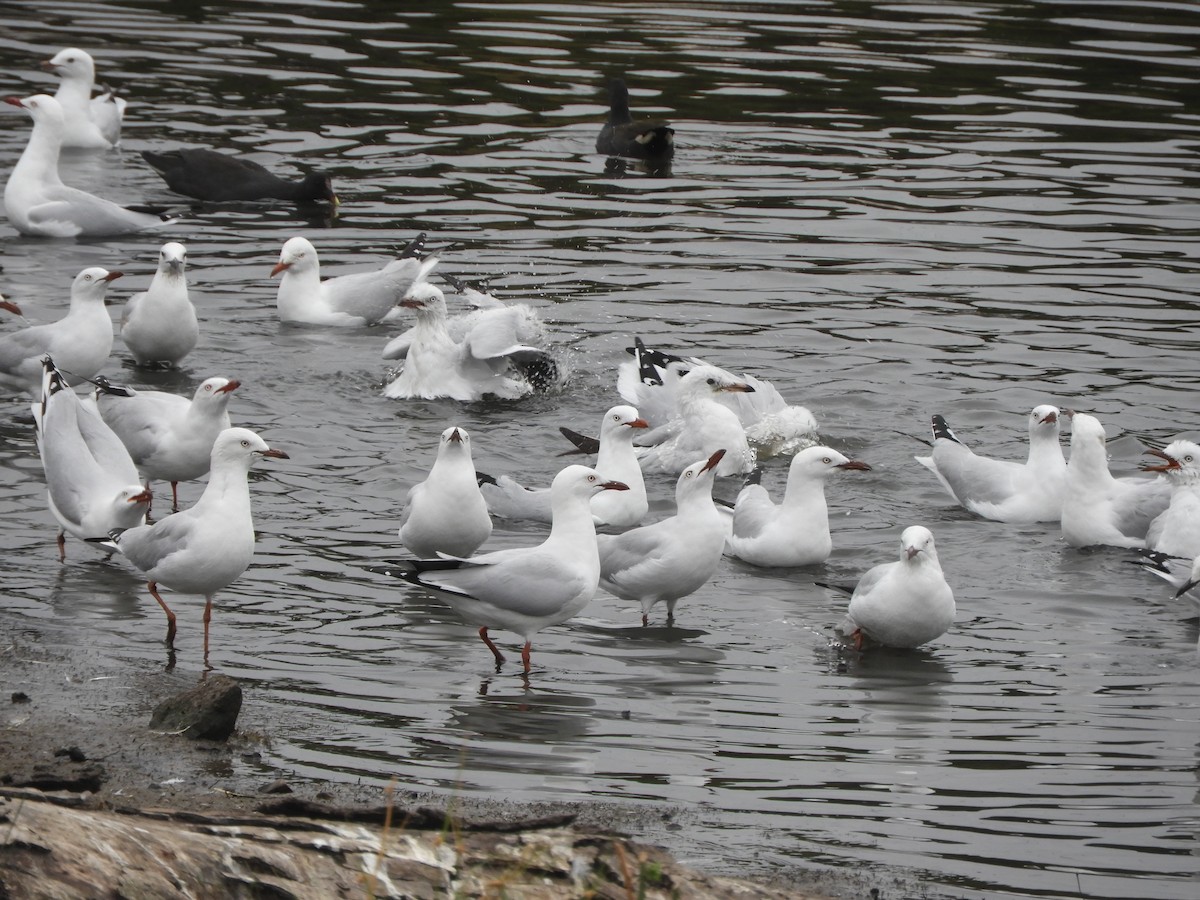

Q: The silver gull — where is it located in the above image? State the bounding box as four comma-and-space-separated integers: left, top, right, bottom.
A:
41, 48, 125, 150
32, 357, 149, 561
120, 241, 198, 368
1061, 413, 1171, 549
3, 94, 167, 237
104, 427, 288, 661
94, 375, 239, 512
479, 405, 649, 527
835, 525, 955, 649
915, 405, 1067, 523
1142, 440, 1200, 558
372, 465, 628, 673
726, 446, 871, 568
0, 266, 119, 396
272, 234, 429, 326
597, 449, 727, 626
398, 426, 492, 559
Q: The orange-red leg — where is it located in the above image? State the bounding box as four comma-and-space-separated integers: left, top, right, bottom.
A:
171, 482, 181, 513
521, 641, 532, 674
148, 581, 177, 646
853, 628, 864, 651
478, 627, 505, 667
56, 530, 65, 563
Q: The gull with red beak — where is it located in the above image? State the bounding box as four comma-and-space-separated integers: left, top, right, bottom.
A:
40, 48, 125, 149
399, 426, 493, 559
726, 446, 872, 568
373, 465, 629, 674
597, 449, 728, 626
94, 375, 240, 512
915, 404, 1067, 523
0, 267, 121, 396
479, 405, 651, 527
32, 357, 149, 561
838, 525, 955, 650
271, 234, 430, 326
3, 94, 167, 236
102, 428, 289, 665
1142, 440, 1200, 559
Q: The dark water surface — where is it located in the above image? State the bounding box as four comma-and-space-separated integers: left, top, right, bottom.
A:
1, 2, 1198, 897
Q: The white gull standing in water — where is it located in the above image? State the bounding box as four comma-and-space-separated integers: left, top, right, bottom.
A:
0, 267, 120, 396
94, 375, 239, 512
120, 242, 198, 368
372, 465, 628, 674
597, 450, 727, 626
835, 526, 955, 650
1142, 440, 1200, 558
41, 48, 125, 149
3, 95, 167, 237
32, 357, 149, 561
479, 405, 649, 527
398, 426, 492, 559
103, 427, 288, 663
272, 234, 429, 326
1060, 413, 1170, 549
915, 405, 1066, 523
726, 446, 871, 568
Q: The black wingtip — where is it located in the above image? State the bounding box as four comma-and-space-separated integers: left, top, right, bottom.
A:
398, 232, 427, 260
815, 581, 856, 597
558, 427, 600, 456
931, 415, 960, 444
476, 471, 498, 487
743, 467, 764, 488
1174, 579, 1199, 599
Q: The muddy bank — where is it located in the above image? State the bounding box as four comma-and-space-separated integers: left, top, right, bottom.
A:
1, 619, 851, 899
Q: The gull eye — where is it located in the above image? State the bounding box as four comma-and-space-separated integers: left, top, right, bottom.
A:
204, 384, 213, 392
1185, 455, 1194, 463
240, 440, 250, 448
823, 456, 832, 464
706, 378, 716, 386
587, 474, 597, 483
612, 414, 620, 421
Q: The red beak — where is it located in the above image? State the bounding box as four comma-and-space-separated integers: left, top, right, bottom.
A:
217, 379, 241, 394
700, 449, 727, 473
837, 460, 871, 472
260, 448, 289, 460
102, 271, 123, 282
627, 417, 650, 429
1142, 447, 1179, 473
271, 261, 290, 277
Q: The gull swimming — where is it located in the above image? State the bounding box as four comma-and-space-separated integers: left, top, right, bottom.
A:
120, 242, 198, 368
915, 405, 1067, 523
399, 426, 492, 559
1142, 440, 1200, 558
41, 48, 125, 150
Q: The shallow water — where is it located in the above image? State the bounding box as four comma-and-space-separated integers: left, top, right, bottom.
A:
1, 1, 1198, 897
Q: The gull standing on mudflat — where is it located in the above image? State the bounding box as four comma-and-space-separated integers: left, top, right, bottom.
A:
120, 242, 198, 368
915, 405, 1067, 523
1142, 440, 1200, 559
0, 267, 119, 396
41, 48, 125, 149
94, 375, 239, 513
383, 271, 556, 401
480, 405, 650, 527
372, 465, 628, 674
3, 95, 167, 237
726, 446, 871, 568
141, 148, 338, 204
399, 426, 492, 559
103, 427, 288, 662
272, 234, 429, 326
634, 366, 757, 477
32, 357, 149, 561
619, 338, 819, 458
1061, 413, 1171, 549
598, 450, 727, 626
836, 526, 956, 650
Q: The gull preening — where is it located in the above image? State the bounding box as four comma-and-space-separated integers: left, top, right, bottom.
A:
634, 365, 757, 477
141, 148, 338, 204
915, 405, 1067, 523
0, 267, 120, 396
41, 48, 125, 150
835, 525, 956, 650
597, 450, 727, 626
372, 465, 628, 674
272, 234, 430, 326
398, 426, 492, 559
620, 339, 819, 459
480, 405, 649, 527
3, 94, 167, 237
103, 427, 288, 662
726, 446, 871, 568
1060, 413, 1170, 549
32, 357, 149, 561
120, 242, 198, 368
383, 269, 557, 402
94, 375, 239, 512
